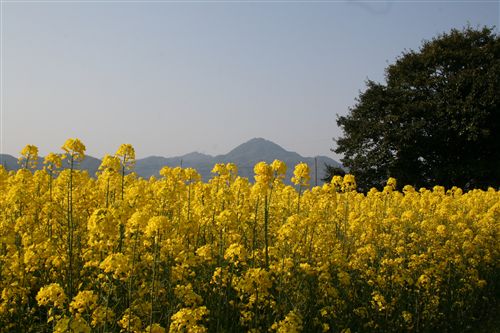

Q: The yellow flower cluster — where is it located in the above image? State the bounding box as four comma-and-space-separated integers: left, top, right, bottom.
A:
271, 310, 303, 333
70, 290, 98, 316
170, 306, 209, 333
0, 141, 498, 332
35, 283, 66, 310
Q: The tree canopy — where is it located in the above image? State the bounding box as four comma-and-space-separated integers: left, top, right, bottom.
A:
321, 164, 346, 183
335, 26, 500, 191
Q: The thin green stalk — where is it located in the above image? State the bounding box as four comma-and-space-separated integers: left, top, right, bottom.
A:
264, 193, 269, 270
127, 232, 139, 333
149, 232, 159, 331
67, 155, 74, 303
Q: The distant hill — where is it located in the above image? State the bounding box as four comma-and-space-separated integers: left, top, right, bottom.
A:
135, 138, 341, 184
0, 154, 101, 176
0, 154, 18, 171
1, 138, 342, 185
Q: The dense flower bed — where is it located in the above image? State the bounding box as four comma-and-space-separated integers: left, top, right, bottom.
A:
0, 140, 498, 332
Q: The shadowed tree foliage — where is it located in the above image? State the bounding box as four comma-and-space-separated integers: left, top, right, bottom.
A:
321, 164, 346, 183
335, 26, 500, 191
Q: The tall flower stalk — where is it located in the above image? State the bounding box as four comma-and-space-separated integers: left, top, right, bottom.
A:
115, 144, 135, 252
61, 138, 86, 303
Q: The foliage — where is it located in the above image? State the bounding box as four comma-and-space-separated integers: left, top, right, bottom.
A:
321, 163, 346, 183
335, 26, 500, 191
0, 141, 499, 332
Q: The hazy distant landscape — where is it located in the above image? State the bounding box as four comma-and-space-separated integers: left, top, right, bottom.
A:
0, 138, 341, 184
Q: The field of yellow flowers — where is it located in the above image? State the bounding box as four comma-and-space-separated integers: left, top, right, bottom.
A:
0, 139, 498, 333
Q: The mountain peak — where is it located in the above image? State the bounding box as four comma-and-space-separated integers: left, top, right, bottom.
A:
227, 138, 288, 157
246, 137, 275, 144
180, 151, 214, 162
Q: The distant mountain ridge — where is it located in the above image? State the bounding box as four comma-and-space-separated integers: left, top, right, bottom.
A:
0, 154, 102, 175
0, 138, 341, 185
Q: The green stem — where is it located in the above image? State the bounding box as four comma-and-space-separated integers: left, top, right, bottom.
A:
149, 233, 158, 331
67, 155, 74, 303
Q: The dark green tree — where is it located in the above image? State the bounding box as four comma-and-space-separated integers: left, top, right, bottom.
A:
335, 26, 500, 191
321, 163, 346, 183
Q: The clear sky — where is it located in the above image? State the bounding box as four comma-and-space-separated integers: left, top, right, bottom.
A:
1, 0, 498, 160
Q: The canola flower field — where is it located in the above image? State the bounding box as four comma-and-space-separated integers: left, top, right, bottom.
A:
0, 139, 499, 333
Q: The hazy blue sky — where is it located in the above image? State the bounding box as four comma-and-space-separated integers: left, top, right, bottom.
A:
1, 0, 498, 160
